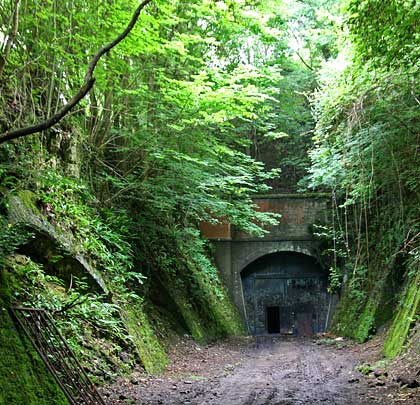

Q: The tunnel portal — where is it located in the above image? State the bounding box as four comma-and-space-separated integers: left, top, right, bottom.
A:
241, 251, 331, 336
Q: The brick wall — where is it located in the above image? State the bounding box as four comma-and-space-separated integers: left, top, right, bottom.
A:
201, 196, 328, 241
199, 221, 231, 239
233, 196, 328, 240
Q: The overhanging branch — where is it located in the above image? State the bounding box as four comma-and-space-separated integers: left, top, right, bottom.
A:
0, 0, 153, 145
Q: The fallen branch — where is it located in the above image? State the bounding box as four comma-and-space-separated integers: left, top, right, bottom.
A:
0, 0, 153, 145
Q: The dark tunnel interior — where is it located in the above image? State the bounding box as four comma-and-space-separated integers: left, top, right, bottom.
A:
241, 251, 331, 336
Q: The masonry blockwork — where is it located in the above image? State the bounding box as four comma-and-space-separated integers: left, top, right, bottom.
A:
241, 252, 331, 336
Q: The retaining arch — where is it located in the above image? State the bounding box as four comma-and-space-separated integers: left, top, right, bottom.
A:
201, 194, 336, 333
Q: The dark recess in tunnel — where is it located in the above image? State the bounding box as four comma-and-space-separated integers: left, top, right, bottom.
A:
266, 306, 281, 334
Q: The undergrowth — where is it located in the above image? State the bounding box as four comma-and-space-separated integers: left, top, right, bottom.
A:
1, 168, 244, 379
3, 256, 136, 382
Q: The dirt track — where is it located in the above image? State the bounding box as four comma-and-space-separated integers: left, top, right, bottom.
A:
102, 336, 419, 405
196, 337, 367, 405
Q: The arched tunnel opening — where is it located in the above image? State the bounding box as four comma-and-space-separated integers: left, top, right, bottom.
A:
241, 251, 332, 336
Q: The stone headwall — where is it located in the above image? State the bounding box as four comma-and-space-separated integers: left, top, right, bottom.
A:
202, 194, 330, 326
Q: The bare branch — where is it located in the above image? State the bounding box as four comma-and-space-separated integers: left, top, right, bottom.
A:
289, 29, 314, 71
294, 50, 314, 71
0, 0, 153, 145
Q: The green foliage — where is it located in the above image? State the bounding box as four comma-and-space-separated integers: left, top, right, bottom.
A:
356, 363, 374, 376
309, 0, 420, 349
0, 219, 33, 265
356, 359, 389, 376
346, 0, 420, 67
312, 223, 348, 292
3, 256, 134, 381
328, 266, 342, 292
36, 171, 142, 295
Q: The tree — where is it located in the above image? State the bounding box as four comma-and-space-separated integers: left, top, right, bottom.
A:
0, 0, 153, 144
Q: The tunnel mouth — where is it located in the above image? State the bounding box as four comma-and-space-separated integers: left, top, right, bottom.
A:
241, 251, 330, 336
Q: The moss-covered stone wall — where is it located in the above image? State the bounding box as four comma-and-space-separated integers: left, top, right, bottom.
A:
331, 259, 394, 342
0, 271, 68, 404
121, 301, 169, 374
384, 264, 420, 357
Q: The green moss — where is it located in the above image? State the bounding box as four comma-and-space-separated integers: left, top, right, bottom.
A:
332, 297, 375, 343
332, 292, 376, 342
158, 260, 244, 343
0, 270, 69, 405
121, 301, 169, 374
16, 190, 38, 213
331, 234, 419, 354
331, 251, 406, 342
146, 231, 244, 345
175, 298, 206, 342
189, 267, 244, 338
330, 267, 367, 341
384, 270, 420, 357
355, 300, 376, 342
157, 278, 208, 342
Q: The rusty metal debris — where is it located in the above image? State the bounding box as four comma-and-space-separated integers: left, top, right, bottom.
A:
11, 306, 105, 405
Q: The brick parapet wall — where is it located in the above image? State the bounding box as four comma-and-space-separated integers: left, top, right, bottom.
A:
201, 195, 329, 241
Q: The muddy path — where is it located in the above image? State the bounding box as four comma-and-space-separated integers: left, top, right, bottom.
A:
198, 337, 365, 405
101, 336, 419, 405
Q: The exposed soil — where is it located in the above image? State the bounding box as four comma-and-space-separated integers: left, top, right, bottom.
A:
101, 335, 420, 405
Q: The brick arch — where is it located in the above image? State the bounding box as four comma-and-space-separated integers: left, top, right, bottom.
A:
204, 195, 330, 324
